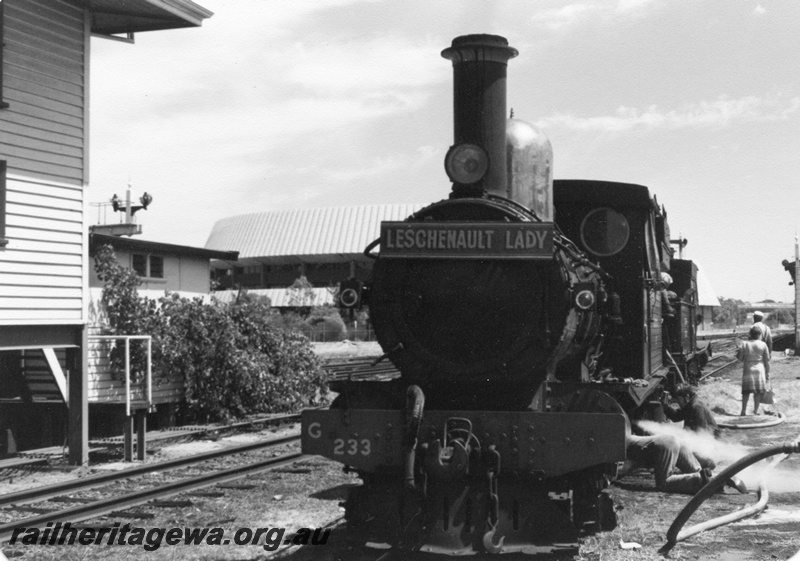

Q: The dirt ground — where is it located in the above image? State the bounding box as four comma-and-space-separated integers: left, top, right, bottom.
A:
2, 345, 798, 560
280, 350, 800, 561
579, 353, 800, 561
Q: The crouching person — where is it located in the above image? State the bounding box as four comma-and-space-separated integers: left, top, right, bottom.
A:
666, 383, 721, 438
624, 433, 747, 495
664, 383, 720, 470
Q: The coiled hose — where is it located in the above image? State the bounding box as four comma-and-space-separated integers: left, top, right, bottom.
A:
717, 412, 785, 430
662, 441, 800, 553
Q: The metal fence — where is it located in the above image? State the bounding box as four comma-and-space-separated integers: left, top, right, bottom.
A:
304, 327, 378, 343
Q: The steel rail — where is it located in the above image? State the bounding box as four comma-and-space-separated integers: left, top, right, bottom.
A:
0, 433, 300, 507
698, 358, 738, 382
0, 450, 307, 542
196, 412, 301, 433
89, 412, 302, 446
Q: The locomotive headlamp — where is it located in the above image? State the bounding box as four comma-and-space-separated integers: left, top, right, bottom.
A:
575, 289, 596, 310
338, 278, 363, 309
340, 288, 359, 308
444, 143, 489, 185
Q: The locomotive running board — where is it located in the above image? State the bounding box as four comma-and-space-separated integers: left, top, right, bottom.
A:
551, 376, 665, 413
302, 409, 626, 475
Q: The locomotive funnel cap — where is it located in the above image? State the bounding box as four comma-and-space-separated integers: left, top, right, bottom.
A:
441, 34, 518, 63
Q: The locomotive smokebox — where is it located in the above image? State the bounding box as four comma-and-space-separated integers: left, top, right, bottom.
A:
442, 34, 517, 198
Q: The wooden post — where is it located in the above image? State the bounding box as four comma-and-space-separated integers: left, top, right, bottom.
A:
136, 409, 147, 461
124, 414, 134, 462
67, 327, 89, 466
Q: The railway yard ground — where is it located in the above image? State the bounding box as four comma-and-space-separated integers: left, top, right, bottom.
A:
582, 346, 800, 561
0, 339, 798, 560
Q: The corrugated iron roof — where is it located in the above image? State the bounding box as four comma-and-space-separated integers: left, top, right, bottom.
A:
205, 204, 423, 259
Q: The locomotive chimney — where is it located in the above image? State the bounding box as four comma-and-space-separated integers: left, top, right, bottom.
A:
441, 34, 518, 198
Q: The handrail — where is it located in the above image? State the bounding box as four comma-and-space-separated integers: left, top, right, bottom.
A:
88, 335, 152, 416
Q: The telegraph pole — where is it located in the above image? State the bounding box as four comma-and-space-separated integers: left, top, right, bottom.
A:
796, 233, 799, 352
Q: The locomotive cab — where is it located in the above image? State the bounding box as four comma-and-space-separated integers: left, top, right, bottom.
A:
553, 180, 700, 410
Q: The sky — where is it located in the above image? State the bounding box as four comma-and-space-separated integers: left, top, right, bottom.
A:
88, 0, 800, 303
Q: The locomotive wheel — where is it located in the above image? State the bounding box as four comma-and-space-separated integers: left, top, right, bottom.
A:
551, 389, 624, 534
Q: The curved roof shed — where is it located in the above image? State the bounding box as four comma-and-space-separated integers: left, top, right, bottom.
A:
205, 204, 423, 264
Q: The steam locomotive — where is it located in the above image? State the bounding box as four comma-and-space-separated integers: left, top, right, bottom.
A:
302, 34, 703, 555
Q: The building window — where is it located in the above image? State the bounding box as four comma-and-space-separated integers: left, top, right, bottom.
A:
0, 161, 7, 248
132, 253, 164, 279
132, 254, 147, 277
149, 255, 164, 278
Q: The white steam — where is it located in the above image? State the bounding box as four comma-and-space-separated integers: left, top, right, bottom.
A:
635, 420, 800, 493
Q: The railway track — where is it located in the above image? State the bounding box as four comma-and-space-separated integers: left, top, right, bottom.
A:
80, 411, 303, 455
0, 431, 305, 542
697, 329, 794, 382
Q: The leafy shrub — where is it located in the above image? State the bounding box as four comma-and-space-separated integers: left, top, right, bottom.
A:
150, 294, 327, 422
303, 306, 347, 342
265, 300, 348, 342
93, 244, 155, 382
93, 245, 328, 423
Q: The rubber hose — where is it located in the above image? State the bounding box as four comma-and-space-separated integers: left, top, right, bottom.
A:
664, 441, 800, 549
667, 474, 769, 544
717, 412, 785, 430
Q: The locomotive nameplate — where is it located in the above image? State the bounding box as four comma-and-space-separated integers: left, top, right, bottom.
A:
380, 222, 553, 259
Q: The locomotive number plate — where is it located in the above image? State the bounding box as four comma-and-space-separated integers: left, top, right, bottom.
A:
302, 409, 404, 471
380, 222, 554, 259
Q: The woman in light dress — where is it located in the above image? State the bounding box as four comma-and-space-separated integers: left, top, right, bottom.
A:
737, 325, 771, 416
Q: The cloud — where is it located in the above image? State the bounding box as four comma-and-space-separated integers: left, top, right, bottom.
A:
285, 38, 446, 93
615, 0, 659, 13
753, 4, 766, 16
530, 4, 599, 30
325, 146, 440, 183
537, 94, 800, 132
530, 0, 659, 30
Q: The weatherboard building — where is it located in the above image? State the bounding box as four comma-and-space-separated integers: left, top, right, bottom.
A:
0, 0, 212, 463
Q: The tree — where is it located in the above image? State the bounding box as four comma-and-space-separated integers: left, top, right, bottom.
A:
287, 275, 316, 316
771, 308, 795, 326
713, 297, 746, 327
